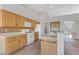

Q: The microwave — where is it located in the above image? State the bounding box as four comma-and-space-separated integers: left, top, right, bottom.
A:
24, 22, 31, 27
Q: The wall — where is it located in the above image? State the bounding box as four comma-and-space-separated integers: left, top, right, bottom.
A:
57, 32, 64, 55
50, 13, 79, 39
40, 23, 45, 37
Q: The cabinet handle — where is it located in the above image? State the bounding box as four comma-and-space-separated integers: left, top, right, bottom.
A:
12, 38, 16, 39
53, 42, 56, 43
16, 23, 17, 26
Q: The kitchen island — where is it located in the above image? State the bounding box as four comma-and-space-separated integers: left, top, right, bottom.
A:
41, 36, 57, 55
40, 32, 64, 55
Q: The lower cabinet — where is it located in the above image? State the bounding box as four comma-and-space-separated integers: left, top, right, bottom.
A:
5, 34, 27, 55
41, 40, 57, 55
19, 35, 27, 49
6, 39, 16, 54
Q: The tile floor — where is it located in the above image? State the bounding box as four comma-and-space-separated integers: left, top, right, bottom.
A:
14, 41, 41, 55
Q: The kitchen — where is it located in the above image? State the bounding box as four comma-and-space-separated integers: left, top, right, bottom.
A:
0, 4, 79, 55
0, 9, 40, 55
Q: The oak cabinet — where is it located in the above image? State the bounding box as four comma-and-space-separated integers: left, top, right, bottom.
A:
27, 18, 39, 30
19, 35, 27, 49
14, 39, 19, 52
50, 22, 60, 28
4, 34, 27, 55
0, 9, 39, 28
6, 37, 17, 54
0, 10, 16, 27
34, 32, 39, 42
16, 15, 25, 27
5, 37, 19, 54
0, 10, 25, 28
31, 20, 37, 29
41, 40, 57, 55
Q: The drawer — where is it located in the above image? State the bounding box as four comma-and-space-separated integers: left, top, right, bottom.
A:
16, 35, 26, 39
6, 38, 16, 42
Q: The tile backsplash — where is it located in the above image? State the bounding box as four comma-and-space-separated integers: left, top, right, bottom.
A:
0, 28, 21, 33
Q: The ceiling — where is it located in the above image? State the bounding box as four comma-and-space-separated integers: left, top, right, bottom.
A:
22, 4, 79, 18
1, 4, 79, 23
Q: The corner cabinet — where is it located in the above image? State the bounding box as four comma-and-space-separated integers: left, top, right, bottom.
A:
0, 10, 16, 27
28, 19, 37, 30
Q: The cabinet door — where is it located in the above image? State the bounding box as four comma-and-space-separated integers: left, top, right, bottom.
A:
5, 37, 19, 55
31, 21, 36, 29
46, 42, 57, 55
41, 41, 47, 55
28, 19, 36, 29
2, 10, 8, 27
2, 10, 16, 27
19, 35, 27, 48
16, 15, 25, 27
6, 39, 15, 54
19, 39, 25, 48
14, 39, 19, 51
0, 10, 2, 26
41, 41, 57, 55
19, 38, 27, 48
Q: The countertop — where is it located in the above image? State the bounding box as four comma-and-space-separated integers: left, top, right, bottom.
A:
0, 32, 26, 38
40, 37, 57, 43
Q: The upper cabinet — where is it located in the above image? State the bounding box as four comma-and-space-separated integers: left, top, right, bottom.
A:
50, 21, 60, 28
0, 10, 16, 27
27, 18, 39, 30
50, 21, 60, 32
31, 20, 37, 29
16, 15, 25, 27
0, 9, 39, 29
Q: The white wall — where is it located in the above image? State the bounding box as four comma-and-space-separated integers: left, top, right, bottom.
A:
57, 32, 64, 55
53, 13, 79, 21
51, 13, 79, 39
75, 22, 79, 40
40, 23, 45, 37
